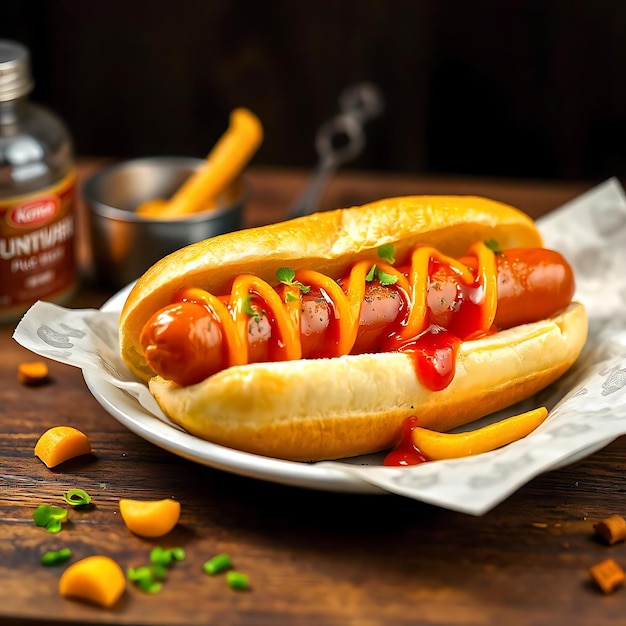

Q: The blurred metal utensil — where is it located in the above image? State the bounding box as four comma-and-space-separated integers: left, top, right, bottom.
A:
285, 82, 384, 219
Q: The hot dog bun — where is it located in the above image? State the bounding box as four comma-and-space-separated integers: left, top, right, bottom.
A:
148, 302, 586, 461
119, 195, 588, 462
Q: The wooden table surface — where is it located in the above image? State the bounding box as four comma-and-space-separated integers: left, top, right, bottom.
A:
2, 162, 625, 626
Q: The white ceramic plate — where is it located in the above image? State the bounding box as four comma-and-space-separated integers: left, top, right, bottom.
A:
83, 285, 611, 496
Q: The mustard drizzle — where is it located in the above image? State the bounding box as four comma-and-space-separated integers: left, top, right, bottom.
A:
180, 242, 497, 366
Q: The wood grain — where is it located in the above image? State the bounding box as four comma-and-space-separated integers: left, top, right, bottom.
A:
1, 164, 623, 625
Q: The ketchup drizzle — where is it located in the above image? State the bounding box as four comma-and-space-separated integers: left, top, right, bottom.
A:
395, 329, 461, 391
446, 281, 487, 340
379, 257, 485, 392
383, 416, 427, 466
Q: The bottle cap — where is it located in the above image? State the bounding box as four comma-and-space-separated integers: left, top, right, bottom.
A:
0, 40, 34, 102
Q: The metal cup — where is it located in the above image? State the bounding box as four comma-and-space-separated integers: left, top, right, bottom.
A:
83, 156, 246, 289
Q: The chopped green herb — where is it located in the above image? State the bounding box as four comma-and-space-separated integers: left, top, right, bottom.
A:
139, 578, 162, 594
45, 519, 63, 533
170, 547, 186, 562
277, 267, 311, 294
33, 504, 68, 533
127, 565, 153, 581
150, 546, 186, 567
150, 546, 173, 566
243, 294, 260, 322
128, 547, 186, 595
127, 565, 163, 594
378, 244, 396, 264
40, 548, 72, 566
128, 566, 162, 594
377, 269, 398, 286
63, 488, 92, 507
365, 264, 398, 286
277, 266, 296, 284
150, 563, 169, 582
203, 553, 232, 575
226, 571, 250, 590
484, 239, 503, 254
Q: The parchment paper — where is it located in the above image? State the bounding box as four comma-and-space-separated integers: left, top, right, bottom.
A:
13, 178, 626, 515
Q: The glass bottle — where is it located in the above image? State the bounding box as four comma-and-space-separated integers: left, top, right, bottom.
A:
0, 39, 77, 324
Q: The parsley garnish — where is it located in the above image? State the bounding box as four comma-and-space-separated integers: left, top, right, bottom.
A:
365, 264, 398, 286
377, 244, 396, 264
277, 267, 311, 293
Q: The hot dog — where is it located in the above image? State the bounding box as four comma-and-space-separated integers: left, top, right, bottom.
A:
139, 247, 575, 388
119, 195, 588, 462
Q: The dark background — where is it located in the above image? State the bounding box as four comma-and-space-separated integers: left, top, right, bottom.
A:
3, 0, 626, 182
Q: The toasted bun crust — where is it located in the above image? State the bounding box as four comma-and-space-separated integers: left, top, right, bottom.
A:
149, 302, 587, 461
120, 195, 543, 381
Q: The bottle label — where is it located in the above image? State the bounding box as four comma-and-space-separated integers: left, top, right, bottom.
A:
0, 171, 77, 315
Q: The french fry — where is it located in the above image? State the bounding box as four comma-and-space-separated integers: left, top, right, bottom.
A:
137, 107, 263, 218
412, 406, 549, 461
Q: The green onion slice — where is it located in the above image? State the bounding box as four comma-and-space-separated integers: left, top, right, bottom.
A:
40, 548, 72, 566
127, 565, 162, 594
63, 488, 92, 507
226, 571, 250, 590
203, 553, 232, 575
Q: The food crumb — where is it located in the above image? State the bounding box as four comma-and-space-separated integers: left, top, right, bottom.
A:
593, 515, 626, 546
34, 425, 91, 468
531, 522, 548, 528
589, 558, 625, 594
17, 361, 49, 385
